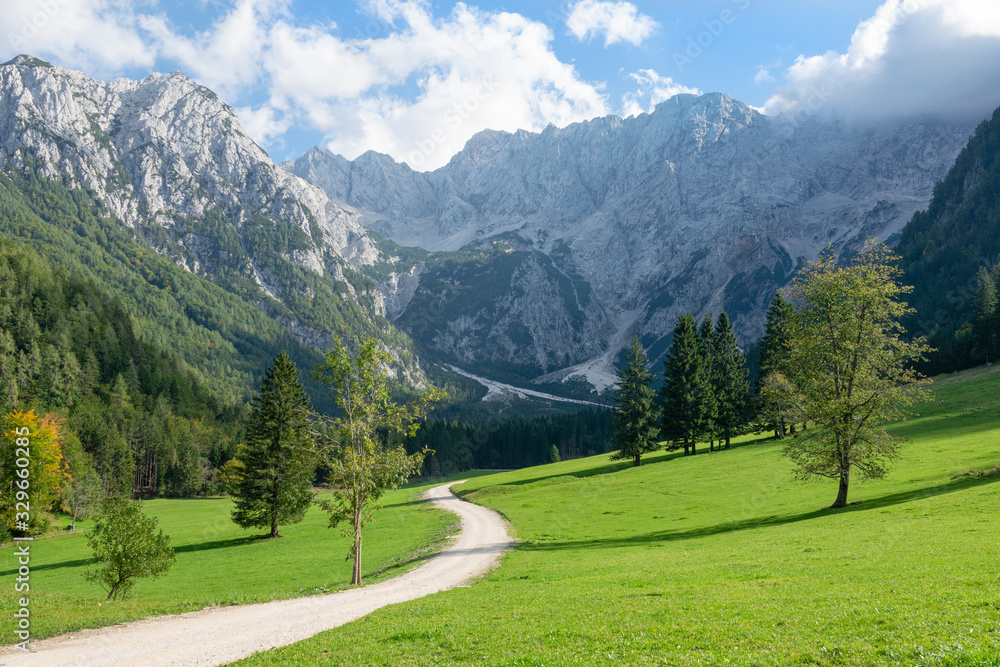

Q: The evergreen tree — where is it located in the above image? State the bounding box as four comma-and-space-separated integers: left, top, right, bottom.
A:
232, 352, 315, 539
660, 314, 710, 456
973, 266, 998, 363
713, 312, 751, 449
698, 315, 719, 451
610, 337, 660, 467
758, 293, 796, 436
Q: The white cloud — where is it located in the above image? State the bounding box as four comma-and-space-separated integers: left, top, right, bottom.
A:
753, 66, 774, 84
566, 0, 658, 47
253, 2, 609, 169
0, 0, 154, 75
139, 0, 287, 97
764, 0, 1000, 123
621, 69, 700, 117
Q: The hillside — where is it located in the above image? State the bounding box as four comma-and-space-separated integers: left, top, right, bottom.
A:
0, 55, 424, 399
897, 106, 1000, 373
240, 366, 1000, 666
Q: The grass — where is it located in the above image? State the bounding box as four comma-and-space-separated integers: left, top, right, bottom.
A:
0, 475, 476, 644
235, 366, 1000, 666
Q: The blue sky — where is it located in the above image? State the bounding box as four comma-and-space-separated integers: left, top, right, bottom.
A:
3, 0, 1000, 169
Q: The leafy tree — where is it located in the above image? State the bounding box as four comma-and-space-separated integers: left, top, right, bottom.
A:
610, 337, 660, 467
783, 242, 931, 508
550, 445, 561, 463
84, 496, 175, 600
660, 314, 711, 456
712, 312, 751, 449
1, 410, 68, 536
313, 337, 441, 585
758, 372, 801, 440
973, 266, 998, 363
232, 352, 315, 539
64, 467, 104, 531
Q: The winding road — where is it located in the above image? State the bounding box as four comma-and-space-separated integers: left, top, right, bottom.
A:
0, 482, 512, 667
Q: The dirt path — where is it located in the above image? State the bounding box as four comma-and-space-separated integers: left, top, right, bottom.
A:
0, 482, 511, 667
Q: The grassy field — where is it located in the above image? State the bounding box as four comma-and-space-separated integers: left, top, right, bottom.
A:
237, 366, 1000, 666
0, 477, 468, 644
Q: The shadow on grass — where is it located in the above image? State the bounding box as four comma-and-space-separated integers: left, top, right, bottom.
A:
520, 474, 1000, 552
456, 437, 780, 498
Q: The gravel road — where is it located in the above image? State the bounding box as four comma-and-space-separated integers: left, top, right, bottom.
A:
0, 482, 511, 666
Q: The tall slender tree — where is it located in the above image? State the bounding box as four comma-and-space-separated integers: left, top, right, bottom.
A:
313, 338, 441, 585
611, 337, 660, 467
660, 314, 711, 456
758, 292, 796, 436
712, 312, 751, 449
232, 351, 315, 539
698, 315, 719, 451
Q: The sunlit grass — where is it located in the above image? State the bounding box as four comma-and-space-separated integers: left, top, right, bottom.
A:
238, 366, 1000, 666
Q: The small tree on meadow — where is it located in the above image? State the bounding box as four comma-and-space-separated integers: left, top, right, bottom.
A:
611, 337, 659, 467
232, 351, 316, 539
783, 242, 931, 508
64, 467, 104, 531
313, 337, 441, 585
84, 496, 175, 600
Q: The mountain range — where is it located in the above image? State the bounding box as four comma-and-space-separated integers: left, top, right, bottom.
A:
0, 54, 984, 399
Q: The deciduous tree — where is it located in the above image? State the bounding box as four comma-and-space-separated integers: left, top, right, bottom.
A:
313, 338, 441, 585
84, 496, 175, 600
783, 242, 931, 508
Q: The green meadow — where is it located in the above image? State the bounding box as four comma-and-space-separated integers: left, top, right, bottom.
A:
0, 479, 465, 644
238, 366, 1000, 666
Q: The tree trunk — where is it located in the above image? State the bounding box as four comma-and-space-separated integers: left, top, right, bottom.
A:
724, 433, 731, 450
352, 504, 363, 585
634, 454, 641, 467
270, 513, 279, 539
691, 440, 697, 455
831, 469, 850, 508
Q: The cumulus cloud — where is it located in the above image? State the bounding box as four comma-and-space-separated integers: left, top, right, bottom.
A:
566, 0, 658, 47
621, 69, 700, 117
0, 0, 154, 74
257, 2, 609, 169
764, 0, 1000, 123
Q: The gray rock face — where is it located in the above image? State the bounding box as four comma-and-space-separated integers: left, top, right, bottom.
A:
286, 93, 975, 391
0, 54, 377, 281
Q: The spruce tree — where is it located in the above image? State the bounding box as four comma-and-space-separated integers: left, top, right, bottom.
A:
232, 351, 315, 539
611, 337, 659, 467
660, 314, 710, 456
758, 293, 796, 436
698, 315, 719, 451
712, 312, 751, 449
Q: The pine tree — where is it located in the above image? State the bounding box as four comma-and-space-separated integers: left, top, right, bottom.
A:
611, 337, 659, 467
713, 312, 751, 449
232, 351, 315, 539
972, 266, 998, 363
660, 314, 710, 456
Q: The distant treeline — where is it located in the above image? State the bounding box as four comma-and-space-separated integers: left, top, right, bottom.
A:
406, 409, 614, 476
